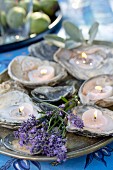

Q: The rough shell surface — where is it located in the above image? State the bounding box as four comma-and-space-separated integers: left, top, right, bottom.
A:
28, 40, 58, 61
31, 85, 76, 103
0, 90, 42, 127
8, 56, 67, 88
79, 74, 113, 107
67, 105, 113, 137
54, 44, 113, 80
0, 80, 28, 95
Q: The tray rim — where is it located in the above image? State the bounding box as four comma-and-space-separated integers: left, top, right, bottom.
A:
1, 39, 113, 161
0, 135, 113, 161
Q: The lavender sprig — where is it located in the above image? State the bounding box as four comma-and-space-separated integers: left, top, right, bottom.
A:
14, 115, 67, 162
14, 96, 80, 163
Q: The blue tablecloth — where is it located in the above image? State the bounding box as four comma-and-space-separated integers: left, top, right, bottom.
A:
1, 0, 113, 169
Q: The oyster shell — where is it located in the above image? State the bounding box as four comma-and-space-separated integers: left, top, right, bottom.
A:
0, 80, 28, 95
79, 74, 113, 107
67, 105, 113, 137
3, 134, 41, 155
3, 134, 31, 155
54, 44, 113, 80
0, 136, 2, 146
28, 40, 59, 61
31, 85, 76, 103
0, 90, 42, 128
8, 56, 67, 88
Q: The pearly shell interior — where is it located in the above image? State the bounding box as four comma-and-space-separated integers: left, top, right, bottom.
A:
8, 56, 67, 88
31, 85, 76, 103
79, 74, 113, 107
67, 105, 113, 137
0, 90, 42, 125
54, 44, 113, 80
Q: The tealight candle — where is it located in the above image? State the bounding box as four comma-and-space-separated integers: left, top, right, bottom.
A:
82, 109, 108, 129
69, 50, 103, 69
87, 85, 113, 101
10, 103, 34, 118
19, 103, 34, 115
28, 65, 55, 82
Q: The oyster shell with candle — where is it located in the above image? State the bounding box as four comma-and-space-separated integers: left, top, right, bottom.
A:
54, 44, 113, 80
79, 74, 113, 107
67, 105, 113, 137
8, 56, 67, 88
0, 90, 42, 129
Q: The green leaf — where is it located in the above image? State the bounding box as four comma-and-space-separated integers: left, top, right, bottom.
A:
65, 39, 82, 49
88, 22, 99, 44
44, 34, 65, 48
63, 21, 84, 42
61, 96, 68, 103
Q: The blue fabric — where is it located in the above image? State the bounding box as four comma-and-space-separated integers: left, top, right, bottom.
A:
0, 47, 29, 73
1, 0, 113, 169
1, 143, 113, 169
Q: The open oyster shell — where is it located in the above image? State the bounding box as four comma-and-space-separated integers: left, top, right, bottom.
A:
31, 85, 76, 103
79, 74, 113, 107
28, 40, 58, 61
8, 56, 67, 88
67, 105, 113, 137
54, 44, 113, 80
3, 134, 41, 155
0, 90, 42, 128
0, 80, 28, 95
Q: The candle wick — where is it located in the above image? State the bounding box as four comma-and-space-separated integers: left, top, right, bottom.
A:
18, 109, 22, 115
94, 116, 96, 120
18, 106, 24, 116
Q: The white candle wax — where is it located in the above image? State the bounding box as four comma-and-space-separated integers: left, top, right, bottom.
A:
10, 103, 34, 118
28, 65, 55, 82
19, 103, 34, 115
82, 109, 108, 129
69, 51, 103, 69
87, 85, 112, 101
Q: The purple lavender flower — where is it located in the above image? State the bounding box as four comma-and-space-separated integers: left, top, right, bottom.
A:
14, 115, 67, 162
59, 104, 65, 109
46, 111, 53, 116
68, 114, 84, 129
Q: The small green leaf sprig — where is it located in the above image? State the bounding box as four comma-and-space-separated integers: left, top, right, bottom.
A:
45, 21, 99, 49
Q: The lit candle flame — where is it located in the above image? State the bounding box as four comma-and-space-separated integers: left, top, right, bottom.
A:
94, 110, 97, 120
95, 86, 102, 91
19, 106, 24, 113
81, 52, 87, 59
40, 69, 47, 75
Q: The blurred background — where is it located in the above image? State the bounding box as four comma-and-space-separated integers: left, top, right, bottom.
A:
58, 0, 113, 41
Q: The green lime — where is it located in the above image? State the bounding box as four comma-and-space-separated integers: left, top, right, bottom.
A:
29, 12, 51, 34
7, 7, 26, 29
40, 0, 59, 16
19, 0, 40, 12
0, 11, 7, 27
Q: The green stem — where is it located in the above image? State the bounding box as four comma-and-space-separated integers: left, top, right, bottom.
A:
47, 114, 55, 131
58, 122, 63, 130
48, 119, 60, 132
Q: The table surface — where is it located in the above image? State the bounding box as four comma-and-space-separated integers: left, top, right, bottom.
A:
1, 0, 113, 169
